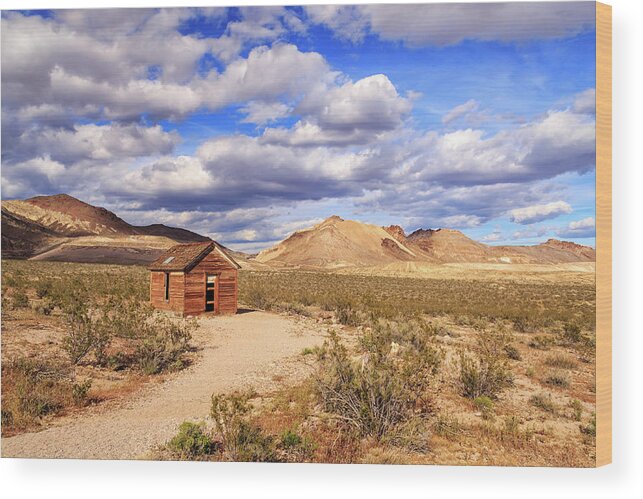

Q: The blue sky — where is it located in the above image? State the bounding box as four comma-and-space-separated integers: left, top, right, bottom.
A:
1, 3, 597, 252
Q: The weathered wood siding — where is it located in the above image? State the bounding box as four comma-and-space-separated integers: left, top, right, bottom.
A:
183, 250, 238, 316
150, 271, 185, 312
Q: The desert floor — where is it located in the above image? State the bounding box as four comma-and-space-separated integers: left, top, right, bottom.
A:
1, 311, 326, 459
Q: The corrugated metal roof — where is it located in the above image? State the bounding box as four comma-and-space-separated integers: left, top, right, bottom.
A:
148, 241, 240, 271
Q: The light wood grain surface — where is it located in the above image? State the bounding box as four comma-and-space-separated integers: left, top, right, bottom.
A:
596, 1, 612, 467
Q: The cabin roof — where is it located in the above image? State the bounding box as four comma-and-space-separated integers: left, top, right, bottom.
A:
148, 241, 240, 272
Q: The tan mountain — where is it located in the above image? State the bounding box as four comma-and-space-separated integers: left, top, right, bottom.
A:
256, 216, 417, 268
256, 215, 595, 268
1, 194, 209, 264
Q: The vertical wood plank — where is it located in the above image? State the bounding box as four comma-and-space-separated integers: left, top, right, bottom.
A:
596, 1, 612, 467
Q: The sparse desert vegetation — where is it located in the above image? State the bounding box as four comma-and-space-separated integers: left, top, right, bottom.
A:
2, 260, 596, 466
1, 260, 195, 436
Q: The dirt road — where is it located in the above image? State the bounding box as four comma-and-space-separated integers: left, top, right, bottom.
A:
1, 311, 326, 460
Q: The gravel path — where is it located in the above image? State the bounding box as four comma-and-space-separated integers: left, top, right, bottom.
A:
1, 311, 326, 460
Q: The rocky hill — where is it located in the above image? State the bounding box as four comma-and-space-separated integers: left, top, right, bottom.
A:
256, 216, 595, 268
1, 194, 209, 264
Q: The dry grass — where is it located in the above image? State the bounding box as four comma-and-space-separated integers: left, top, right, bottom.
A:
1, 259, 193, 436
1, 260, 596, 466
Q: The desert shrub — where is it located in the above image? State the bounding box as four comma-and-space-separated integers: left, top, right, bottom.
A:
72, 379, 92, 406
35, 280, 52, 299
315, 334, 409, 439
569, 399, 583, 421
316, 320, 442, 440
383, 417, 432, 453
243, 285, 275, 311
210, 392, 277, 462
458, 329, 514, 399
32, 298, 55, 316
167, 422, 216, 459
1, 357, 75, 433
544, 354, 578, 370
279, 429, 315, 461
529, 392, 557, 414
474, 396, 495, 420
12, 289, 29, 308
528, 335, 555, 350
59, 293, 193, 372
580, 413, 596, 438
61, 303, 100, 365
512, 316, 536, 333
360, 319, 442, 408
135, 318, 193, 375
544, 371, 571, 389
433, 413, 462, 439
504, 344, 522, 361
562, 323, 583, 343
280, 429, 303, 447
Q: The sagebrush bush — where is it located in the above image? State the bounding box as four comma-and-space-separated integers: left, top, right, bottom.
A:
315, 334, 408, 439
12, 289, 29, 308
458, 329, 514, 399
474, 396, 495, 420
569, 399, 583, 421
529, 392, 557, 414
167, 422, 216, 459
544, 371, 571, 388
580, 413, 596, 438
504, 344, 522, 361
315, 324, 441, 440
72, 379, 92, 406
562, 323, 583, 343
544, 354, 578, 370
61, 303, 98, 365
210, 392, 276, 462
1, 357, 76, 433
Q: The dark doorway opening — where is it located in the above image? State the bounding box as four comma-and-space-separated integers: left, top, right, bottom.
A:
205, 274, 216, 312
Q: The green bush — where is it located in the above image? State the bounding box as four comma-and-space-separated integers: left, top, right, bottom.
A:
474, 396, 495, 420
61, 304, 98, 365
562, 323, 583, 343
315, 329, 439, 440
504, 344, 522, 361
544, 371, 570, 388
1, 357, 75, 432
580, 413, 596, 437
167, 422, 216, 459
569, 399, 583, 421
33, 299, 55, 316
12, 289, 29, 308
544, 354, 578, 370
210, 392, 277, 462
529, 392, 557, 414
135, 318, 193, 375
459, 329, 514, 399
72, 379, 92, 406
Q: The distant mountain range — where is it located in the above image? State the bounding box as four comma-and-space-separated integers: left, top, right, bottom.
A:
256, 215, 595, 268
1, 194, 208, 264
1, 194, 595, 267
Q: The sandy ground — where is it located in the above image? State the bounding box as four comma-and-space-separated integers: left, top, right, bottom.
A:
1, 310, 326, 460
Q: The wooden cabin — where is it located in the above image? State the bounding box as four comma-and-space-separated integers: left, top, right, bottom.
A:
148, 241, 240, 316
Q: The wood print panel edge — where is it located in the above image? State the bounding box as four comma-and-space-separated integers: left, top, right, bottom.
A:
595, 0, 612, 467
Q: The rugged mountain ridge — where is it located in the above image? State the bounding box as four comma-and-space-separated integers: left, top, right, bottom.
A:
1, 194, 209, 264
2, 196, 595, 268
257, 215, 595, 268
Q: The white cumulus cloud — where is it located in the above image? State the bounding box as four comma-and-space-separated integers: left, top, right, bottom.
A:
509, 201, 573, 224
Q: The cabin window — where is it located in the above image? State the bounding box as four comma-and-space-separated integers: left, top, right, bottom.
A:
164, 273, 170, 301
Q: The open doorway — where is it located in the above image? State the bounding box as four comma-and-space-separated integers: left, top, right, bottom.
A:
205, 274, 217, 312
